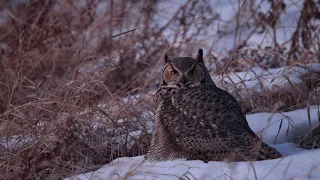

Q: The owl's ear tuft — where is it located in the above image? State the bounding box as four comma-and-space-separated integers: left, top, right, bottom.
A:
165, 54, 170, 63
197, 49, 203, 63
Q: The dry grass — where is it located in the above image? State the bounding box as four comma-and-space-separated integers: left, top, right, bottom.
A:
0, 0, 319, 179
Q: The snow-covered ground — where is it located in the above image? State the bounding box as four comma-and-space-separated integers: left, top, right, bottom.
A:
66, 149, 320, 180
67, 149, 320, 180
217, 63, 320, 98
157, 0, 303, 57
248, 106, 320, 145
67, 106, 320, 180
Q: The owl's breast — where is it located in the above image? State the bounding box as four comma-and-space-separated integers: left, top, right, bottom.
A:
156, 92, 211, 139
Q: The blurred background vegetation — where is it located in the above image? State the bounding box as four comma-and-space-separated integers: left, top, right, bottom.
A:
0, 0, 319, 179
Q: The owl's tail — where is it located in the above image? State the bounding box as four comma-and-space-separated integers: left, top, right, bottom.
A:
256, 142, 283, 160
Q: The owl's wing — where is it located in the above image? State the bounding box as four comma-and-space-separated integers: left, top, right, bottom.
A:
171, 86, 256, 136
165, 86, 278, 161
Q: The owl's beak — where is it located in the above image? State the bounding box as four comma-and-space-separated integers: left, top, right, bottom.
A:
179, 75, 187, 85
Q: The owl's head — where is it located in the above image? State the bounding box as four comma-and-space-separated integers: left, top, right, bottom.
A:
161, 49, 214, 88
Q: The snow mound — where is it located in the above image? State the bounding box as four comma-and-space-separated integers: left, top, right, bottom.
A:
247, 106, 320, 144
67, 147, 320, 180
218, 63, 320, 97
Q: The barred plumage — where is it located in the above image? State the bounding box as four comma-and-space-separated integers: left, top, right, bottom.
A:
146, 49, 282, 162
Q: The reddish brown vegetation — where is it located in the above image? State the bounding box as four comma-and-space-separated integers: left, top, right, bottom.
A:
0, 0, 319, 179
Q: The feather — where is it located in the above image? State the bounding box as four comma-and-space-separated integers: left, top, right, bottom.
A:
147, 53, 282, 162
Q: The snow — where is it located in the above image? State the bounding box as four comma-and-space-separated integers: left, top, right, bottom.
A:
217, 63, 320, 97
67, 106, 320, 180
67, 149, 320, 180
247, 106, 320, 144
0, 135, 34, 150
156, 0, 304, 57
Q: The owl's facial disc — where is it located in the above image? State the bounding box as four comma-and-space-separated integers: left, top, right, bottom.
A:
162, 64, 180, 86
162, 63, 205, 87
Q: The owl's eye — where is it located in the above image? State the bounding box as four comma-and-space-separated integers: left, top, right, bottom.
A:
189, 68, 197, 76
171, 69, 179, 76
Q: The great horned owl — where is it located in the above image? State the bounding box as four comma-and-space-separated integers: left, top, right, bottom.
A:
146, 49, 282, 162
